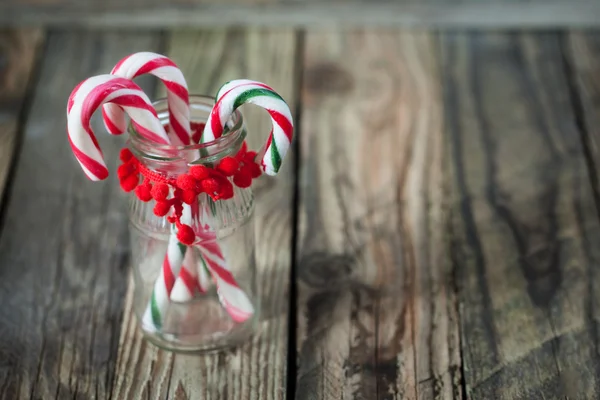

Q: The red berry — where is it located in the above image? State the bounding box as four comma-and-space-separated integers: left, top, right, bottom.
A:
119, 148, 134, 162
239, 141, 248, 155
217, 157, 239, 176
199, 178, 220, 194
190, 165, 211, 180
233, 169, 252, 188
218, 179, 234, 200
120, 174, 139, 192
177, 224, 195, 245
135, 184, 152, 202
151, 182, 169, 201
181, 189, 197, 204
153, 201, 171, 217
176, 174, 196, 191
245, 151, 257, 161
117, 162, 137, 179
172, 199, 183, 216
247, 163, 262, 178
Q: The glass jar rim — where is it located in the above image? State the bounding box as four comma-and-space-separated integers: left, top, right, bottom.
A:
127, 94, 244, 154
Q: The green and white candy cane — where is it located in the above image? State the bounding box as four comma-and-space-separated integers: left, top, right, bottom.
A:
215, 79, 275, 101
201, 79, 294, 176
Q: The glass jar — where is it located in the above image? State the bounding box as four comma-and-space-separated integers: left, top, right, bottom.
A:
127, 95, 259, 352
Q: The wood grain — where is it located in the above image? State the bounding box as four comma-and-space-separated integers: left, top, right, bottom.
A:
566, 32, 600, 200
296, 31, 462, 400
3, 2, 600, 29
0, 31, 161, 400
442, 32, 600, 399
0, 29, 42, 211
111, 29, 298, 400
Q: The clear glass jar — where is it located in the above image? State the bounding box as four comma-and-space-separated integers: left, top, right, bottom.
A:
127, 95, 259, 352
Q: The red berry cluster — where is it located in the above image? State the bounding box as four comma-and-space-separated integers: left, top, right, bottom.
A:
116, 142, 261, 246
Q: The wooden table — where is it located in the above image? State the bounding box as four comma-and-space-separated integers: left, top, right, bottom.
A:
2, 10, 600, 400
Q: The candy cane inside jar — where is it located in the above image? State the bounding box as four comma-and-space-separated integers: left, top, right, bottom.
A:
125, 94, 259, 351
66, 70, 293, 352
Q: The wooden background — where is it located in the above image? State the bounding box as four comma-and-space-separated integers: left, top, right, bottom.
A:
1, 3, 600, 400
3, 1, 600, 28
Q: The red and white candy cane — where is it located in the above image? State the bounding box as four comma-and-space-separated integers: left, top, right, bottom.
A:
201, 79, 293, 176
142, 204, 193, 330
170, 202, 253, 322
170, 250, 204, 302
198, 239, 254, 323
66, 74, 194, 330
67, 74, 170, 181
102, 52, 192, 145
169, 204, 213, 302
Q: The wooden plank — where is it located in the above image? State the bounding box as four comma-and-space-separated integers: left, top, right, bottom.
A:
2, 2, 600, 29
111, 29, 298, 400
296, 31, 462, 400
442, 32, 600, 399
0, 31, 161, 400
0, 29, 42, 210
567, 32, 600, 197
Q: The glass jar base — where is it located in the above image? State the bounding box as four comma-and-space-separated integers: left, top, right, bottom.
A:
138, 296, 259, 353
141, 326, 256, 353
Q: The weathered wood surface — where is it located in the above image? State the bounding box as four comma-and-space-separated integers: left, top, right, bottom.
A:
4, 26, 600, 400
0, 29, 42, 211
295, 31, 462, 400
111, 29, 298, 400
567, 32, 600, 202
3, 2, 600, 29
0, 31, 161, 399
443, 32, 600, 399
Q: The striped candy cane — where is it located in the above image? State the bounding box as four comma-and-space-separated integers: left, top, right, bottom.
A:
102, 52, 192, 145
169, 200, 212, 301
196, 250, 211, 293
201, 79, 294, 176
215, 79, 274, 102
101, 55, 211, 304
170, 250, 203, 302
67, 74, 170, 181
142, 204, 193, 330
169, 197, 253, 321
198, 239, 254, 323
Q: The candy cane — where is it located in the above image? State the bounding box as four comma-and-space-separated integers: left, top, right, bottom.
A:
215, 79, 274, 102
201, 79, 293, 176
142, 204, 193, 330
66, 74, 194, 330
169, 201, 212, 302
170, 250, 203, 302
102, 52, 192, 145
100, 55, 210, 305
198, 239, 254, 323
67, 74, 170, 181
203, 80, 276, 141
169, 199, 253, 322
196, 250, 211, 293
